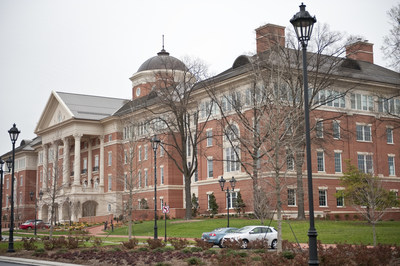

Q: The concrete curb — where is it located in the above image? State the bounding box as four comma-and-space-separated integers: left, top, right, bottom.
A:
0, 256, 84, 265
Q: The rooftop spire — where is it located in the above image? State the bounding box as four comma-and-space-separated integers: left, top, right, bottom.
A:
158, 34, 169, 56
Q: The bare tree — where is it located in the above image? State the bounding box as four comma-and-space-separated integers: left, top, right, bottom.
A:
118, 118, 144, 239
382, 3, 400, 72
146, 57, 213, 220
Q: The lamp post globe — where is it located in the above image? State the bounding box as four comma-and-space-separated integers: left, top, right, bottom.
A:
7, 123, 20, 253
290, 3, 318, 266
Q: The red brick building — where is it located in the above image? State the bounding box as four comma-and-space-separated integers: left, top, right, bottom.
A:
2, 23, 400, 227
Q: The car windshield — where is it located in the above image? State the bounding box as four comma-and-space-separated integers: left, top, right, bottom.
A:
236, 226, 253, 233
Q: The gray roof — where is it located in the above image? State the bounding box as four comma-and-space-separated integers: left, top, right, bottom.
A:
137, 49, 187, 73
57, 92, 129, 120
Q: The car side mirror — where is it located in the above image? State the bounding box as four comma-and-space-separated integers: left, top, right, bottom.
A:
249, 231, 254, 234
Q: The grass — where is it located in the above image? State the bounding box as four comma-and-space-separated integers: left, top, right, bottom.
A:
107, 218, 400, 245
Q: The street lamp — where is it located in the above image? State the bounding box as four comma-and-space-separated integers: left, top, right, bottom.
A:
0, 158, 7, 241
7, 123, 20, 253
150, 135, 161, 239
290, 3, 318, 266
219, 176, 237, 227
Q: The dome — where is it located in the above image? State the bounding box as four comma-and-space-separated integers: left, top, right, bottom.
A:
137, 49, 187, 72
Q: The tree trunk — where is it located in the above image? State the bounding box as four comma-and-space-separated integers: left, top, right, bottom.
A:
295, 146, 306, 220
128, 219, 132, 239
184, 175, 192, 220
372, 222, 376, 247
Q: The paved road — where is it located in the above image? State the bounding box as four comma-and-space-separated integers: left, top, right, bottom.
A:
0, 256, 83, 266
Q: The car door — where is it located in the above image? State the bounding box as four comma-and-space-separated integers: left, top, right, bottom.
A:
249, 227, 262, 241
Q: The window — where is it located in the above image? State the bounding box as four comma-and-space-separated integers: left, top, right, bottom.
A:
20, 175, 23, 186
108, 204, 111, 212
124, 150, 128, 164
227, 191, 238, 209
336, 190, 344, 207
124, 173, 128, 190
144, 145, 148, 160
351, 93, 374, 111
6, 194, 9, 207
316, 120, 323, 138
387, 128, 394, 144
286, 154, 294, 171
388, 156, 395, 176
108, 174, 112, 191
160, 146, 164, 157
316, 89, 345, 108
19, 192, 22, 205
356, 124, 372, 141
6, 179, 9, 189
160, 198, 164, 210
108, 152, 112, 166
94, 155, 99, 171
40, 170, 43, 183
333, 121, 340, 139
39, 152, 43, 164
378, 97, 400, 115
108, 135, 112, 142
138, 171, 142, 188
319, 189, 327, 207
160, 167, 164, 184
225, 124, 239, 141
317, 151, 325, 172
334, 152, 342, 173
206, 130, 213, 147
138, 146, 142, 161
187, 136, 191, 157
207, 159, 213, 178
288, 189, 296, 206
83, 158, 87, 173
144, 169, 148, 186
358, 154, 373, 173
225, 147, 240, 172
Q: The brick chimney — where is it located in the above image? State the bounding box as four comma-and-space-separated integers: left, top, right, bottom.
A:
345, 40, 374, 64
255, 24, 285, 54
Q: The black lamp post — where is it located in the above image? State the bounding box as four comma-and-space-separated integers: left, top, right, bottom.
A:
0, 158, 7, 241
150, 135, 161, 239
7, 123, 20, 252
218, 176, 236, 227
290, 3, 318, 266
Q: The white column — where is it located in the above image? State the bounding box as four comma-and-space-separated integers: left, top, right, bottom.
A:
99, 136, 105, 189
73, 134, 82, 186
88, 138, 93, 184
63, 137, 70, 185
42, 145, 48, 190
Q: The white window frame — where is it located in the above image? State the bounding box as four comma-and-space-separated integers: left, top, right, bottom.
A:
108, 152, 112, 166
206, 129, 213, 147
387, 127, 394, 144
333, 120, 341, 139
144, 169, 148, 187
317, 150, 325, 172
144, 145, 148, 160
160, 166, 164, 184
388, 155, 396, 176
207, 158, 213, 178
356, 124, 372, 142
288, 188, 296, 206
334, 151, 342, 173
108, 174, 112, 191
357, 153, 374, 173
138, 146, 142, 161
227, 191, 238, 209
336, 188, 345, 207
316, 120, 323, 138
318, 189, 328, 207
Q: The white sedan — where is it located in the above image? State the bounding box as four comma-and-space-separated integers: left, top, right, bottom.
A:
222, 225, 278, 249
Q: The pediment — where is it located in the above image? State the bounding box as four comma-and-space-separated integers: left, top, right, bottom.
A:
35, 91, 74, 134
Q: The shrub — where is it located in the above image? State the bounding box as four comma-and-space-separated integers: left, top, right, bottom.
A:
33, 248, 47, 257
92, 237, 103, 248
43, 240, 54, 250
353, 214, 359, 220
190, 247, 203, 252
186, 257, 203, 265
169, 237, 189, 250
282, 250, 295, 259
344, 214, 350, 220
146, 238, 166, 249
223, 239, 242, 250
248, 239, 269, 249
193, 238, 213, 250
182, 247, 192, 254
22, 237, 37, 251
122, 238, 139, 249
67, 237, 80, 249
334, 214, 340, 220
138, 247, 148, 252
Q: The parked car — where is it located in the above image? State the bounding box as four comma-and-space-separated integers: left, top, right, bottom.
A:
201, 227, 238, 247
19, 219, 49, 230
222, 225, 278, 249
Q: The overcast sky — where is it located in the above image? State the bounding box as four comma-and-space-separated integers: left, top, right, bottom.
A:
0, 0, 397, 157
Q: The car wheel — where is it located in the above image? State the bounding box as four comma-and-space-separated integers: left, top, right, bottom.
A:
27, 227, 32, 230
218, 239, 224, 248
271, 239, 277, 249
242, 239, 249, 249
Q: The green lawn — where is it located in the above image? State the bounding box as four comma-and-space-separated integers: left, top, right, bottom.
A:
108, 218, 400, 245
